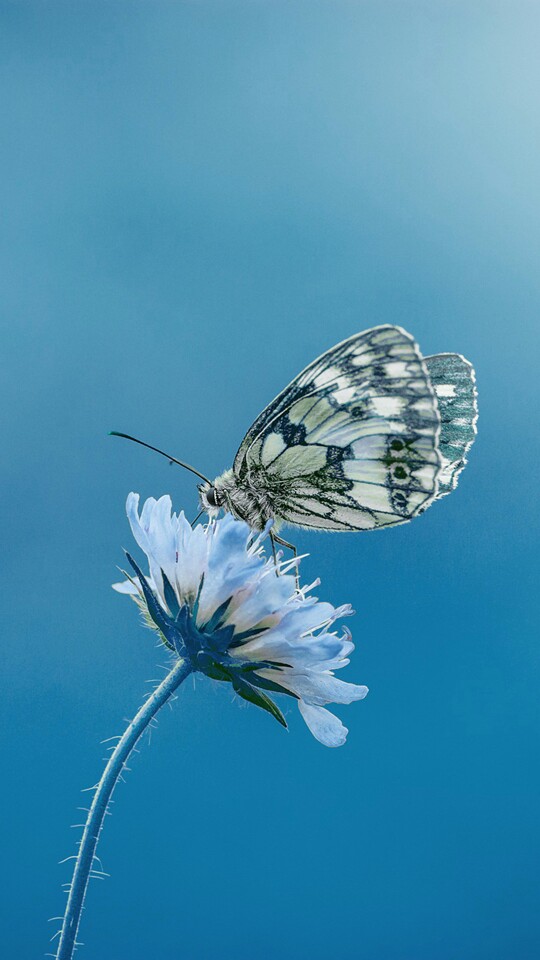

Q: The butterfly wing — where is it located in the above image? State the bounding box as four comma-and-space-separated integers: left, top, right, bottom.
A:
424, 353, 478, 497
233, 325, 443, 531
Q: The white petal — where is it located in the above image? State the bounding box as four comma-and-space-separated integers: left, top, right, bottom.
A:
125, 493, 176, 607
174, 513, 208, 606
197, 515, 261, 624
242, 615, 355, 672
298, 702, 349, 748
126, 492, 150, 554
149, 495, 175, 559
280, 672, 368, 705
227, 573, 297, 632
241, 627, 350, 668
311, 654, 352, 672
112, 578, 139, 595
315, 639, 355, 669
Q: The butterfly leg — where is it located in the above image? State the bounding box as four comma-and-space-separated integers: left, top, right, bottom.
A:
190, 509, 205, 528
271, 532, 300, 591
269, 530, 279, 571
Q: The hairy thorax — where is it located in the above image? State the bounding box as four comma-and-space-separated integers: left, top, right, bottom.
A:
200, 469, 278, 532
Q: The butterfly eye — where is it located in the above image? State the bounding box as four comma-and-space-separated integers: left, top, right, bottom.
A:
206, 487, 219, 508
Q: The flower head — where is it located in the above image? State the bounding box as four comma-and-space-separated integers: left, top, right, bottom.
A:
113, 493, 368, 747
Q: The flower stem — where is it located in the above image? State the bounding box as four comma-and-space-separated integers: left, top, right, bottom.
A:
55, 657, 192, 960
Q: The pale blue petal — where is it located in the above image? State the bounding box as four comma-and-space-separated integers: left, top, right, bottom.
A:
148, 495, 176, 576
298, 702, 349, 747
241, 605, 323, 650
112, 579, 139, 595
125, 493, 167, 601
126, 493, 151, 554
174, 512, 208, 606
239, 603, 352, 660
246, 630, 349, 666
279, 672, 368, 705
197, 515, 262, 623
226, 572, 297, 633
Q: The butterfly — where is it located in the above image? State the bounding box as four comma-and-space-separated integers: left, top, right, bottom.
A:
113, 325, 478, 560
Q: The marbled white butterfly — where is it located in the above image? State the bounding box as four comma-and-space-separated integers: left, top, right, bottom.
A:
113, 325, 477, 560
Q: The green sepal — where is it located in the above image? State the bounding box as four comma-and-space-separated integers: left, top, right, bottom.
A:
191, 573, 205, 624
229, 626, 268, 646
231, 674, 288, 728
195, 654, 233, 682
230, 661, 297, 697
124, 553, 188, 655
125, 553, 177, 648
247, 672, 299, 700
199, 596, 233, 635
162, 569, 180, 618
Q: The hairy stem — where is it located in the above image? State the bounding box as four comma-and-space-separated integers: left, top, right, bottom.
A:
55, 657, 192, 960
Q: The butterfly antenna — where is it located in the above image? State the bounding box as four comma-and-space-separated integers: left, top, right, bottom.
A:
109, 431, 212, 485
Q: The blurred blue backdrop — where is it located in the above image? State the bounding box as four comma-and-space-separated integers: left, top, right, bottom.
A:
1, 3, 539, 958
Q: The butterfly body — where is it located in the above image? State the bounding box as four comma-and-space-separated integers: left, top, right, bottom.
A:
199, 468, 277, 532
198, 325, 478, 535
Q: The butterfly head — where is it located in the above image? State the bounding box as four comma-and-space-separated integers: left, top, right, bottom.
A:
198, 481, 227, 516
198, 469, 244, 520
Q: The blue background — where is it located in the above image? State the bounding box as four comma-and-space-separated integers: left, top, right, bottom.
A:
1, 3, 539, 958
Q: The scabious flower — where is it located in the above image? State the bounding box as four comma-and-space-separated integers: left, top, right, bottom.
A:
113, 493, 368, 747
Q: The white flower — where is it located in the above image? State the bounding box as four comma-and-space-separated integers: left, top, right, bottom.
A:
113, 493, 368, 747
